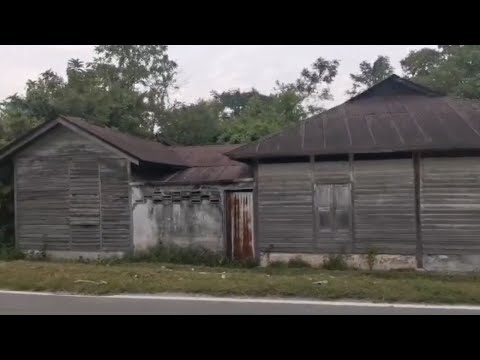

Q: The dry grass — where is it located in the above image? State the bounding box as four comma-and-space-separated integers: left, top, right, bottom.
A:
1, 260, 480, 304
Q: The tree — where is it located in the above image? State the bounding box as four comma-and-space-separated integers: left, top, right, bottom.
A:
347, 55, 395, 96
400, 45, 480, 99
0, 45, 179, 147
275, 57, 339, 116
211, 88, 269, 119
160, 100, 223, 145
401, 48, 442, 78
217, 91, 306, 144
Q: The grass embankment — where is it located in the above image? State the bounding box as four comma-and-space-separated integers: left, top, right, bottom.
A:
1, 260, 480, 304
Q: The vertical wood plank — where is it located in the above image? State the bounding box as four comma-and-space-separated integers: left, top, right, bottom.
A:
98, 162, 103, 250
349, 153, 355, 253
127, 161, 134, 254
414, 152, 423, 268
13, 160, 18, 250
68, 159, 72, 250
253, 160, 260, 259
310, 156, 318, 252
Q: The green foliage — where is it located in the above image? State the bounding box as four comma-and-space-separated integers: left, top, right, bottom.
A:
323, 254, 348, 271
123, 243, 258, 268
0, 245, 24, 261
367, 248, 378, 271
217, 91, 306, 144
401, 45, 480, 99
0, 45, 178, 147
287, 256, 312, 268
161, 100, 223, 145
347, 55, 395, 96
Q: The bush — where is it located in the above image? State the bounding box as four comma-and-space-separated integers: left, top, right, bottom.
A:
287, 256, 311, 268
323, 254, 348, 271
125, 243, 259, 268
0, 245, 25, 261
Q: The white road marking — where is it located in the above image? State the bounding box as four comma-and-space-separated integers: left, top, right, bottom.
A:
1, 289, 480, 310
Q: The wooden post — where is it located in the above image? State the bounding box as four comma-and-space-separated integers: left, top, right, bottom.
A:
98, 162, 103, 251
310, 156, 318, 252
349, 153, 356, 253
13, 160, 19, 250
413, 153, 423, 269
253, 160, 260, 260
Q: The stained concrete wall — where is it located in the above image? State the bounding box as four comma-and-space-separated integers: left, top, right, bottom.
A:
131, 184, 225, 253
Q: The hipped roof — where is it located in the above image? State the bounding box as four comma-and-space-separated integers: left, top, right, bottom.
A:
227, 75, 480, 160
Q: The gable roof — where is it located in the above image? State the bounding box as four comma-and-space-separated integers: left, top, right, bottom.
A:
0, 116, 186, 167
0, 116, 252, 184
227, 75, 480, 160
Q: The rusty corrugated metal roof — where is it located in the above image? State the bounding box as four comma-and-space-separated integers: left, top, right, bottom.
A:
227, 75, 480, 160
160, 145, 252, 184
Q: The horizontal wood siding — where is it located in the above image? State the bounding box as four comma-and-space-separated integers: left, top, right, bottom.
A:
257, 162, 313, 253
100, 159, 130, 251
15, 125, 131, 252
421, 157, 480, 254
314, 161, 351, 252
354, 159, 416, 254
69, 159, 100, 250
16, 158, 70, 250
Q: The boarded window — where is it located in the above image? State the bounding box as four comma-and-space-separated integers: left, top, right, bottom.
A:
315, 184, 351, 232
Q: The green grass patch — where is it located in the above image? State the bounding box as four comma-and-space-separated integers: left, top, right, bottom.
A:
1, 260, 480, 304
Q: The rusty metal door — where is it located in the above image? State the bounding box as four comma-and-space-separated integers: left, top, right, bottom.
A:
227, 192, 255, 260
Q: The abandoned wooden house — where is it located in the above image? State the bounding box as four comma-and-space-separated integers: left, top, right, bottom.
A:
227, 75, 480, 272
0, 116, 254, 260
2, 74, 480, 271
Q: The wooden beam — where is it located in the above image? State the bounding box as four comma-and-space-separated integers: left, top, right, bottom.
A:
413, 152, 423, 268
253, 160, 260, 260
310, 156, 318, 252
349, 153, 356, 253
98, 162, 103, 251
127, 161, 134, 255
13, 160, 18, 250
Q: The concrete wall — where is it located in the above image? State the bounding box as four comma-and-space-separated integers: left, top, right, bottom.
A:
131, 184, 226, 253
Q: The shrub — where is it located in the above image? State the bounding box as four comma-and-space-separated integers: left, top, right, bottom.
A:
0, 245, 25, 261
125, 242, 259, 268
287, 256, 311, 268
323, 254, 348, 270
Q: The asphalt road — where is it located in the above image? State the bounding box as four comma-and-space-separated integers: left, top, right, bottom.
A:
1, 291, 480, 314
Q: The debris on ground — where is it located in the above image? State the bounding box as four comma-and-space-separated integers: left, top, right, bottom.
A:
74, 279, 108, 285
313, 280, 328, 286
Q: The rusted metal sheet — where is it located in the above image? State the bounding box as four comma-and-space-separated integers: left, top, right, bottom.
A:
227, 192, 254, 260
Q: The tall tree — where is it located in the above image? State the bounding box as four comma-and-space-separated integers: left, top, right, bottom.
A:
160, 100, 223, 145
347, 55, 395, 96
401, 45, 480, 99
0, 45, 179, 147
275, 57, 339, 116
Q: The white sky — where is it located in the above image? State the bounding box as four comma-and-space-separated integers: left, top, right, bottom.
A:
0, 45, 436, 109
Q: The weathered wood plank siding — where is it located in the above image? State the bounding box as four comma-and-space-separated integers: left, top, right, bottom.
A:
100, 158, 131, 251
421, 157, 480, 255
353, 159, 416, 254
14, 125, 131, 252
314, 161, 351, 252
257, 162, 313, 253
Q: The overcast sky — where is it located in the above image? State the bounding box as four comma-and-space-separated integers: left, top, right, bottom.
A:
0, 45, 436, 109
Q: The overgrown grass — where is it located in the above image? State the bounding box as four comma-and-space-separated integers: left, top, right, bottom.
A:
323, 254, 348, 271
1, 260, 480, 304
113, 243, 259, 269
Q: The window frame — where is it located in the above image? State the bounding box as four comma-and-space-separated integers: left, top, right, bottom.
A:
314, 182, 352, 234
